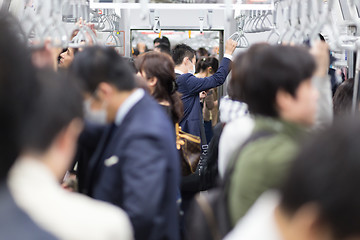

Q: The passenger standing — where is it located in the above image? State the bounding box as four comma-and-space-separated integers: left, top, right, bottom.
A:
172, 39, 236, 139
8, 71, 133, 240
135, 51, 183, 124
195, 57, 220, 143
72, 47, 180, 240
227, 42, 330, 225
333, 78, 354, 116
225, 119, 360, 240
0, 13, 56, 240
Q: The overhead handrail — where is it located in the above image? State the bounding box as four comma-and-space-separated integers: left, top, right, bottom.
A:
267, 0, 280, 43
279, 1, 293, 44
41, 0, 69, 48
105, 13, 123, 48
68, 24, 98, 48
295, 0, 313, 44
229, 14, 249, 48
287, 0, 302, 43
260, 10, 273, 31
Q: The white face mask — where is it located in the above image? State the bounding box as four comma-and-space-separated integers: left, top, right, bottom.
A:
83, 99, 107, 125
189, 61, 196, 75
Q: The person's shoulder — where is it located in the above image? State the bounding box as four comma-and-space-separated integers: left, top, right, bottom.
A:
224, 191, 282, 240
176, 73, 194, 81
64, 192, 133, 239
237, 133, 298, 170
124, 95, 174, 135
0, 185, 57, 240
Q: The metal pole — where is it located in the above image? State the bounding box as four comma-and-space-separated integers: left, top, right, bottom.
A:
352, 47, 360, 114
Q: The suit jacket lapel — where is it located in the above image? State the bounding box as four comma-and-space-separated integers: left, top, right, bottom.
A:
85, 123, 116, 193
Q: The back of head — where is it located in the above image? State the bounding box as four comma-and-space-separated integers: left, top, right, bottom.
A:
154, 43, 171, 55
172, 44, 196, 66
154, 36, 170, 48
280, 118, 360, 239
196, 57, 219, 74
197, 47, 209, 58
333, 78, 354, 116
161, 36, 170, 48
21, 70, 83, 153
0, 13, 38, 180
71, 46, 135, 93
231, 44, 316, 117
153, 37, 161, 46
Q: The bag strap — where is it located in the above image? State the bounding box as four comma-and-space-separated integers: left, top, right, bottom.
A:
175, 123, 181, 150
194, 130, 275, 240
195, 193, 222, 240
199, 109, 208, 147
223, 130, 275, 188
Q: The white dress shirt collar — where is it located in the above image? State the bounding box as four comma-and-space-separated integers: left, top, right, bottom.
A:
115, 88, 145, 126
175, 69, 184, 75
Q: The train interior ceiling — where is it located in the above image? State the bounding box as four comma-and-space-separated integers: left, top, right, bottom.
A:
3, 0, 359, 98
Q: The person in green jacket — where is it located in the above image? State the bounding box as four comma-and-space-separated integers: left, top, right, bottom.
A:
227, 41, 330, 226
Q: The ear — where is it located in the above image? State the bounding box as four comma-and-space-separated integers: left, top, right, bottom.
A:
276, 89, 294, 113
49, 118, 84, 180
182, 56, 189, 66
97, 82, 114, 101
56, 118, 84, 154
207, 67, 214, 74
292, 203, 331, 240
147, 77, 158, 88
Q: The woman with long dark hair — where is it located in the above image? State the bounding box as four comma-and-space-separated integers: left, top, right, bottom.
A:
135, 51, 183, 124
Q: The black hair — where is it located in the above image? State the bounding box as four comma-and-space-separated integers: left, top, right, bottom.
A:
196, 47, 209, 58
124, 57, 137, 74
153, 37, 161, 45
196, 57, 219, 74
231, 44, 316, 117
154, 43, 171, 55
70, 46, 135, 94
21, 70, 83, 152
333, 78, 354, 116
0, 13, 38, 181
133, 48, 140, 57
280, 118, 360, 239
172, 44, 196, 66
154, 36, 170, 48
229, 43, 269, 101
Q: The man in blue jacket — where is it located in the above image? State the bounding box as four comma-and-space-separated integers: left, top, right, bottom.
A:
72, 47, 180, 240
172, 40, 237, 138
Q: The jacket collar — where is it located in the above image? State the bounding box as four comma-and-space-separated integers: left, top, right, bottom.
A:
252, 116, 306, 141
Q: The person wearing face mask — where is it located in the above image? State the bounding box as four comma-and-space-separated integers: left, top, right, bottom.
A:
172, 40, 236, 140
71, 46, 180, 240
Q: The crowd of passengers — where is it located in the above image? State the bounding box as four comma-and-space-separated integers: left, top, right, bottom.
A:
1, 12, 360, 240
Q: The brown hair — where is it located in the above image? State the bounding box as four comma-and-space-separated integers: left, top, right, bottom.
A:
135, 52, 183, 123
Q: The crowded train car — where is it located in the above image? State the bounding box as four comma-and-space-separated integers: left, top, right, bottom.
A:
1, 0, 360, 239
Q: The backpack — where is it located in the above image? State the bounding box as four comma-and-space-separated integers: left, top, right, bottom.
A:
184, 131, 274, 240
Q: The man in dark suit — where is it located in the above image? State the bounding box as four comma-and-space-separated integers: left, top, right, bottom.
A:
72, 47, 180, 240
0, 13, 56, 240
172, 40, 236, 139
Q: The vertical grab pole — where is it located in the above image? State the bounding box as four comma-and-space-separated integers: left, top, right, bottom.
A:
352, 47, 360, 114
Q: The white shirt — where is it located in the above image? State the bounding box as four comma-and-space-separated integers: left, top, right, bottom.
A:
312, 75, 333, 130
218, 116, 254, 178
115, 88, 145, 126
224, 191, 283, 240
8, 158, 134, 240
218, 97, 253, 178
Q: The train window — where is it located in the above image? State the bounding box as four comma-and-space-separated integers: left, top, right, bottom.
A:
130, 30, 222, 57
